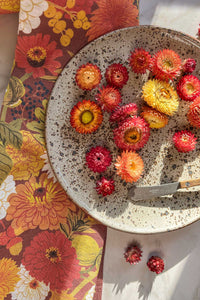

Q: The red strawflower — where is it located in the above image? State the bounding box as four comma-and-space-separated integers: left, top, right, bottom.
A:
124, 245, 142, 265
151, 49, 182, 81
147, 256, 164, 274
110, 103, 138, 123
113, 116, 150, 150
96, 177, 115, 196
177, 75, 200, 101
95, 86, 122, 112
187, 96, 200, 128
129, 48, 152, 74
173, 130, 197, 152
86, 146, 112, 173
182, 58, 196, 73
15, 33, 63, 78
105, 63, 129, 88
86, 0, 139, 41
198, 24, 200, 36
22, 231, 81, 292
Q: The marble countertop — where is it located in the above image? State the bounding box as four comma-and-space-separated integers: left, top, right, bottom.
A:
1, 2, 200, 300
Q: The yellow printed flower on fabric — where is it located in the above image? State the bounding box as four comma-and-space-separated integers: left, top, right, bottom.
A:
0, 0, 20, 13
0, 258, 20, 299
6, 172, 76, 231
6, 130, 45, 181
142, 79, 179, 116
72, 234, 101, 266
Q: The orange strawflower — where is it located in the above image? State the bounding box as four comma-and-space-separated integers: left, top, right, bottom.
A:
6, 172, 76, 231
115, 150, 144, 183
141, 106, 169, 129
75, 63, 101, 90
70, 99, 103, 134
6, 130, 45, 180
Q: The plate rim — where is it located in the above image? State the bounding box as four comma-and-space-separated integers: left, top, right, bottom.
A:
45, 25, 200, 234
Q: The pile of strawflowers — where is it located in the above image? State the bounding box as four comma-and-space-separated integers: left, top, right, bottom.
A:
70, 47, 200, 197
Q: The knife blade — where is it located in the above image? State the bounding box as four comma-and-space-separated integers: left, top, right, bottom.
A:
128, 177, 200, 201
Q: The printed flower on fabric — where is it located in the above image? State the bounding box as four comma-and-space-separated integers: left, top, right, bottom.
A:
6, 130, 45, 181
86, 0, 139, 41
19, 0, 48, 34
41, 151, 57, 183
22, 231, 81, 292
0, 258, 20, 299
6, 172, 76, 231
50, 290, 76, 300
11, 264, 50, 300
0, 175, 15, 220
15, 33, 63, 78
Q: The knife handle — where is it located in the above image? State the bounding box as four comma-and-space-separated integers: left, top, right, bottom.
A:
179, 178, 200, 189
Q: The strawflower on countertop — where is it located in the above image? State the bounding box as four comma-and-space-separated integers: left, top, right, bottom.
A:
124, 245, 143, 265
147, 256, 165, 274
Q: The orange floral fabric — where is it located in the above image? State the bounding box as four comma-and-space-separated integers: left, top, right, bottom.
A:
0, 1, 139, 299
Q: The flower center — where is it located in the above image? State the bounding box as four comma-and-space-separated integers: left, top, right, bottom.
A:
186, 83, 194, 94
33, 187, 46, 199
46, 247, 61, 263
27, 46, 47, 67
29, 279, 39, 289
124, 128, 141, 144
158, 88, 171, 99
80, 110, 94, 124
181, 135, 189, 142
83, 71, 96, 83
137, 56, 145, 66
164, 59, 173, 69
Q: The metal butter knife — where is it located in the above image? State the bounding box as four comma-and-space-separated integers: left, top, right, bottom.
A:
128, 178, 200, 201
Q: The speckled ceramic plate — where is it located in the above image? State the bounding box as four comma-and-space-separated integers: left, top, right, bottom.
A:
46, 26, 200, 234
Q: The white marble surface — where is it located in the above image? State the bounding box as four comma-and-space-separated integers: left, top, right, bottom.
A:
103, 1, 200, 300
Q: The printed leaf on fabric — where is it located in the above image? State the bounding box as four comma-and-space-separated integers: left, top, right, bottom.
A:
0, 121, 23, 149
0, 144, 13, 185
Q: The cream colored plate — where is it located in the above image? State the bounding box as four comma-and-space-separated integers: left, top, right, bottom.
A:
46, 26, 200, 234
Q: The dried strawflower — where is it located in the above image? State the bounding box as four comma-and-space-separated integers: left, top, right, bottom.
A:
177, 74, 200, 101
95, 86, 122, 112
85, 146, 112, 173
113, 116, 150, 151
151, 49, 182, 81
147, 256, 164, 274
115, 150, 144, 183
105, 63, 129, 88
75, 63, 101, 90
140, 106, 169, 129
124, 245, 142, 264
129, 48, 151, 74
95, 177, 115, 196
187, 96, 200, 128
142, 79, 179, 116
70, 99, 103, 134
109, 103, 138, 123
173, 130, 197, 152
182, 58, 196, 73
